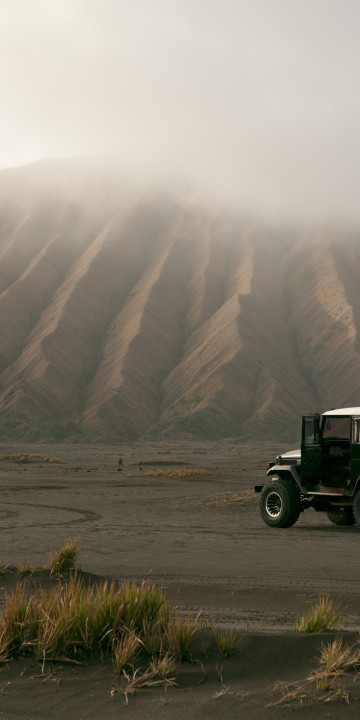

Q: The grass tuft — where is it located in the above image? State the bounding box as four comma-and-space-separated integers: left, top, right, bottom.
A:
141, 621, 165, 656
113, 631, 140, 673
0, 559, 9, 575
212, 628, 238, 656
317, 636, 360, 675
17, 560, 34, 576
149, 650, 176, 682
295, 596, 342, 633
121, 664, 177, 702
46, 537, 80, 578
165, 612, 201, 661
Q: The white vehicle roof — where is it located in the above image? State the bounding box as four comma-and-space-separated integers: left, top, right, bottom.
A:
322, 407, 360, 417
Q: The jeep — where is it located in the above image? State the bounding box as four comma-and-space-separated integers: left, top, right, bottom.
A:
255, 408, 360, 528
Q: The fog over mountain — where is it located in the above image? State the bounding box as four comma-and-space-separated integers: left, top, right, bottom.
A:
1, 159, 360, 442
1, 1, 360, 223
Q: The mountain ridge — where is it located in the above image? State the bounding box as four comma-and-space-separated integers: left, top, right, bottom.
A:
0, 160, 359, 443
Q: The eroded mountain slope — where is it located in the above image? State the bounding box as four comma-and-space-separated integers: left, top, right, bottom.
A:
0, 161, 359, 441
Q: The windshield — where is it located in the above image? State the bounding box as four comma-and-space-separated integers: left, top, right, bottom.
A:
322, 416, 350, 439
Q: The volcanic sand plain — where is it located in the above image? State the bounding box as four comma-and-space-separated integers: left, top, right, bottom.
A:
1, 440, 360, 718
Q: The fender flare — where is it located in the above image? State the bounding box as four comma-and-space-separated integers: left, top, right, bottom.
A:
350, 478, 360, 497
267, 464, 306, 494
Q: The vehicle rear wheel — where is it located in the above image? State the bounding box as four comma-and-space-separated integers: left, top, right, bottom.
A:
352, 491, 360, 525
259, 478, 301, 528
326, 508, 355, 526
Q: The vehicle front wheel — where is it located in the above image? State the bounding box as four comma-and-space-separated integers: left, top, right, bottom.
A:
259, 478, 301, 528
326, 508, 355, 526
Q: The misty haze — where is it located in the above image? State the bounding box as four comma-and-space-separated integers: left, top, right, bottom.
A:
1, 0, 360, 222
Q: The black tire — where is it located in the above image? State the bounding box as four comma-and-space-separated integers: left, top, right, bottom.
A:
353, 491, 360, 525
326, 508, 355, 526
260, 478, 301, 528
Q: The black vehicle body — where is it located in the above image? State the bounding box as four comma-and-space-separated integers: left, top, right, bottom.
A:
256, 408, 360, 528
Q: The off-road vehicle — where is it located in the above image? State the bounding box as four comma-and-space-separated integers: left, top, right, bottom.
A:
255, 408, 360, 528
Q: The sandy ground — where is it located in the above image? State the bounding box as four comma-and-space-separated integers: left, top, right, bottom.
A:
1, 440, 360, 718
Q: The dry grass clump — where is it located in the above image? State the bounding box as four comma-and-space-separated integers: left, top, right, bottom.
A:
203, 490, 257, 508
120, 663, 177, 703
0, 566, 202, 700
272, 676, 350, 707
0, 453, 63, 464
46, 537, 80, 578
295, 596, 342, 633
0, 575, 171, 664
317, 636, 360, 676
272, 636, 360, 708
149, 650, 177, 679
129, 459, 185, 466
7, 453, 44, 463
0, 573, 203, 702
272, 598, 359, 707
148, 468, 215, 478
113, 631, 141, 673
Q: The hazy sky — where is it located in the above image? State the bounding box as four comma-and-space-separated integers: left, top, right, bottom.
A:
1, 0, 360, 221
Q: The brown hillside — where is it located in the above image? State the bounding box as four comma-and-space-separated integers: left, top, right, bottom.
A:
0, 160, 359, 441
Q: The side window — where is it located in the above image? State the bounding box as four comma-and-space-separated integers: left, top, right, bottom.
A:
303, 418, 320, 445
322, 417, 350, 439
353, 419, 360, 444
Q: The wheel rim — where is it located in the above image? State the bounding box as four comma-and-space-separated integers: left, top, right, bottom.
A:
265, 491, 282, 518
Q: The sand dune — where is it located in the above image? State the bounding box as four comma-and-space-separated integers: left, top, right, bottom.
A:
0, 160, 359, 440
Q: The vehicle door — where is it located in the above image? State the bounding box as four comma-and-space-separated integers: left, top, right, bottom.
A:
350, 418, 360, 490
301, 415, 321, 483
